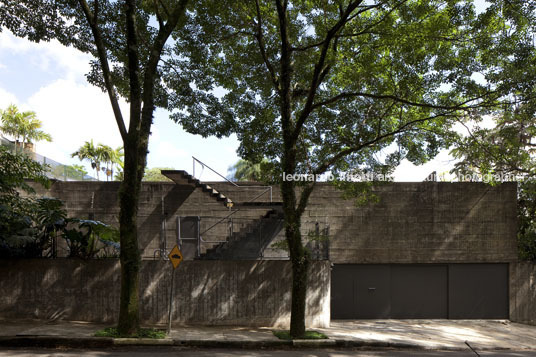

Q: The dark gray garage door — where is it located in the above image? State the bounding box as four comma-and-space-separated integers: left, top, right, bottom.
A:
331, 264, 508, 319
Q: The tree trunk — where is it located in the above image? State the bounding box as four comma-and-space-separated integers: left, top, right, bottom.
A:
288, 225, 309, 338
117, 138, 142, 335
281, 177, 309, 338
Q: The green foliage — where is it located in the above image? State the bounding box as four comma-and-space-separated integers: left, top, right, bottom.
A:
176, 0, 490, 177
63, 219, 120, 259
0, 146, 50, 201
1, 104, 52, 151
142, 167, 174, 182
35, 197, 67, 257
227, 159, 273, 182
0, 146, 52, 257
95, 327, 166, 339
272, 330, 327, 340
1, 0, 195, 334
62, 164, 88, 180
174, 0, 498, 337
518, 181, 536, 261
72, 140, 123, 181
0, 204, 41, 258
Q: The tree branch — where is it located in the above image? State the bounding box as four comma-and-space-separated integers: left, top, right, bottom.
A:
296, 181, 316, 218
291, 0, 365, 144
254, 0, 280, 92
77, 0, 127, 141
311, 91, 495, 112
140, 0, 189, 139
313, 111, 458, 175
153, 0, 164, 28
125, 0, 142, 134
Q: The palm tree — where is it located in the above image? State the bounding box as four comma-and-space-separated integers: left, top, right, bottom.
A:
1, 104, 52, 152
95, 144, 123, 181
72, 140, 100, 180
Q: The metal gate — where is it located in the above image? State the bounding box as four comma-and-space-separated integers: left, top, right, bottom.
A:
331, 264, 508, 319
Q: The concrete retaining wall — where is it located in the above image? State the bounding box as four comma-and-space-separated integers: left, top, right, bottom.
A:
0, 259, 330, 327
510, 261, 536, 325
28, 181, 518, 264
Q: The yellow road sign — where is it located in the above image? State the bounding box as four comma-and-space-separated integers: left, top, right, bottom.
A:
168, 245, 183, 269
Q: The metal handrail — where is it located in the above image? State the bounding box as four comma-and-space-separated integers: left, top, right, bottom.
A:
199, 186, 273, 236
193, 156, 239, 186
192, 156, 273, 202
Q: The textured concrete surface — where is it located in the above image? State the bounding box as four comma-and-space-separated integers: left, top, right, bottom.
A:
0, 260, 330, 327
321, 320, 536, 350
27, 181, 518, 263
1, 319, 536, 351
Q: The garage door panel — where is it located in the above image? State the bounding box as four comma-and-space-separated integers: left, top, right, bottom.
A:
448, 264, 508, 319
331, 264, 508, 319
331, 265, 357, 319
391, 265, 448, 319
353, 265, 390, 319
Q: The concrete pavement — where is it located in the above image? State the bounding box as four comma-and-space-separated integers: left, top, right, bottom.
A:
0, 319, 535, 351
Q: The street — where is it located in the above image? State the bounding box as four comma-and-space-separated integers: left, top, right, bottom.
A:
1, 348, 536, 357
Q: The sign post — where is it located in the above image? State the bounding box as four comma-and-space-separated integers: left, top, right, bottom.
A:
167, 245, 183, 335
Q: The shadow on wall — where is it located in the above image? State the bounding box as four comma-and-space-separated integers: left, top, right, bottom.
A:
140, 260, 330, 327
327, 182, 517, 264
0, 259, 330, 328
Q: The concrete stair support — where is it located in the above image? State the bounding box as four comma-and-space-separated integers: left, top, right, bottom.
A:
161, 170, 233, 208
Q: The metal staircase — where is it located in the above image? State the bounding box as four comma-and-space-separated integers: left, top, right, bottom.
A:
162, 163, 285, 260
198, 209, 284, 260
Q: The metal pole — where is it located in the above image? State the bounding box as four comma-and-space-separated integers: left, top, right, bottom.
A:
167, 267, 176, 335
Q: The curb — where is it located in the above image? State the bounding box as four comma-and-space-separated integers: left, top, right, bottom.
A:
0, 336, 113, 348
0, 336, 518, 351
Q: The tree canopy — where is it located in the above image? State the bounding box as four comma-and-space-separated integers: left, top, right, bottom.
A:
1, 104, 52, 151
0, 0, 204, 334
175, 0, 499, 337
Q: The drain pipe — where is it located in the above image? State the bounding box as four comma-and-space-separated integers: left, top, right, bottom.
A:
160, 187, 167, 259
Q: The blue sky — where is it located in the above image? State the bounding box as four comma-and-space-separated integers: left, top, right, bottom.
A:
0, 28, 460, 182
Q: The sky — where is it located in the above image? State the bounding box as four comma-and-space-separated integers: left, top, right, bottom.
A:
0, 27, 463, 182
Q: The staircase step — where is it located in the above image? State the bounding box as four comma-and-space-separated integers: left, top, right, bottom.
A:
161, 170, 233, 208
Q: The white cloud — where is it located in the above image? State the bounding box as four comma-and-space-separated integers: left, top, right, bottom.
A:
151, 141, 188, 161
0, 87, 19, 108
0, 31, 91, 81
26, 79, 128, 165
393, 150, 457, 182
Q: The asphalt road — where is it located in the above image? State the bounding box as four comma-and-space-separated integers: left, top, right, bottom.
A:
1, 348, 536, 357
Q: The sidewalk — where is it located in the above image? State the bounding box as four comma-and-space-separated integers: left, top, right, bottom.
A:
0, 319, 535, 351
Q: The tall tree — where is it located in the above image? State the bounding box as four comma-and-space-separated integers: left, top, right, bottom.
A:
72, 139, 101, 179
1, 104, 52, 152
449, 0, 536, 261
0, 0, 219, 334
176, 0, 497, 337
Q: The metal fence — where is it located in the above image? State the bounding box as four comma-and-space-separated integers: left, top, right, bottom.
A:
0, 136, 96, 181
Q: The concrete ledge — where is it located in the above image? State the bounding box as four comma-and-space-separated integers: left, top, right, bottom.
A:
113, 338, 174, 346
0, 336, 113, 348
292, 339, 336, 347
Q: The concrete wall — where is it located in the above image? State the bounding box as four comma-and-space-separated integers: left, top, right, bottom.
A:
29, 181, 282, 258
510, 262, 536, 325
305, 182, 518, 264
29, 180, 518, 263
0, 259, 330, 327
215, 181, 518, 264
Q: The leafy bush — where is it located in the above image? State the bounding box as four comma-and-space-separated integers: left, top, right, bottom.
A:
63, 219, 120, 258
0, 147, 119, 258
